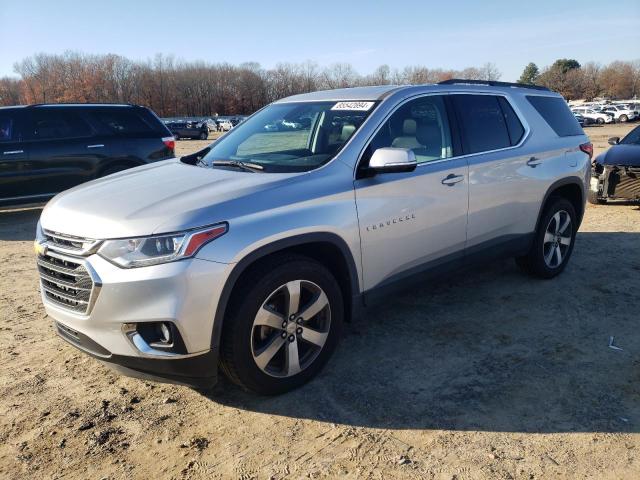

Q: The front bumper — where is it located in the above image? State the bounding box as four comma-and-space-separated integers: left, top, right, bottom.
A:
41, 253, 232, 386
591, 165, 640, 201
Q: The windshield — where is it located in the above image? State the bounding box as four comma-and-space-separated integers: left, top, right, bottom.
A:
620, 126, 640, 145
198, 101, 377, 172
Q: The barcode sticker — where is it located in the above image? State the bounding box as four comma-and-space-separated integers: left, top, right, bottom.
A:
331, 101, 375, 111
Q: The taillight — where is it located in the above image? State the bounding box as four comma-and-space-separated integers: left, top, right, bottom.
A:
162, 136, 176, 153
579, 142, 593, 160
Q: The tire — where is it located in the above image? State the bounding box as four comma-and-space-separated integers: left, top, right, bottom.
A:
220, 254, 344, 395
597, 117, 605, 125
174, 134, 180, 140
587, 190, 606, 205
199, 131, 208, 140
619, 115, 628, 123
515, 197, 577, 279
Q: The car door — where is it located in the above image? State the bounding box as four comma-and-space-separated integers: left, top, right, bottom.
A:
0, 109, 30, 202
354, 94, 469, 292
453, 94, 540, 257
24, 107, 112, 196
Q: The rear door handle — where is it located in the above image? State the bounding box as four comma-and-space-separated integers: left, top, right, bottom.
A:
441, 173, 464, 186
526, 157, 542, 167
2, 150, 24, 155
87, 144, 105, 149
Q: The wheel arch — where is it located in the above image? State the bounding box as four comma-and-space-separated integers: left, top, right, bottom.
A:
534, 177, 585, 233
209, 233, 362, 353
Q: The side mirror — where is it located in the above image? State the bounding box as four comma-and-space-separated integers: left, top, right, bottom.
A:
368, 148, 417, 174
608, 137, 620, 145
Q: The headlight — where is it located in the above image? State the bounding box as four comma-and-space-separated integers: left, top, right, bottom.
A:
98, 223, 227, 268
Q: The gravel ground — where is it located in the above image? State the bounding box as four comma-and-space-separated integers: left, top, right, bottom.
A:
0, 123, 638, 479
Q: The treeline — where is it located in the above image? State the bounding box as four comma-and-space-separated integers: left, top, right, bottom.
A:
0, 52, 501, 116
0, 52, 638, 116
519, 59, 640, 101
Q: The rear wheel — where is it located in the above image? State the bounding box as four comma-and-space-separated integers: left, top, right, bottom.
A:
220, 255, 343, 395
516, 197, 577, 278
597, 117, 605, 125
199, 131, 208, 140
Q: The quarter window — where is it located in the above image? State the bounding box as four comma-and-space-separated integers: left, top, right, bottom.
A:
526, 95, 583, 137
452, 95, 511, 154
0, 114, 16, 142
365, 95, 453, 164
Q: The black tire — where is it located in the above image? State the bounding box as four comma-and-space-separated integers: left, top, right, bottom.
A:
597, 117, 605, 125
199, 131, 208, 140
587, 189, 606, 205
220, 254, 344, 395
619, 114, 628, 123
515, 197, 577, 279
174, 134, 180, 140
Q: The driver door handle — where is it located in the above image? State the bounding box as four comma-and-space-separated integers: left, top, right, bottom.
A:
527, 156, 542, 167
441, 173, 464, 186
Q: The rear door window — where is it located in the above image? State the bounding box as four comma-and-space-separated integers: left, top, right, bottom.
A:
452, 95, 511, 154
526, 95, 583, 137
29, 109, 93, 140
497, 97, 525, 145
92, 108, 161, 137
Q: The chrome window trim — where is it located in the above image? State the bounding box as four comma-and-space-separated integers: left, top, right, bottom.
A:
354, 91, 532, 176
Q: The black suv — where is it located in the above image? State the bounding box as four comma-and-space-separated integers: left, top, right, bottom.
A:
0, 104, 175, 207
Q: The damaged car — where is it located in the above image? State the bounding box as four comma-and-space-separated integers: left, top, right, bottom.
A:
589, 125, 640, 204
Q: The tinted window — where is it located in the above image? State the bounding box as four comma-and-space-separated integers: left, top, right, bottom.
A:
526, 95, 583, 137
0, 113, 16, 142
365, 95, 453, 164
620, 126, 640, 145
452, 95, 510, 154
30, 110, 93, 140
497, 97, 525, 145
92, 108, 157, 136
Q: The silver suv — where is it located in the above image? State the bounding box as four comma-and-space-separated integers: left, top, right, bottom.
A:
36, 80, 592, 394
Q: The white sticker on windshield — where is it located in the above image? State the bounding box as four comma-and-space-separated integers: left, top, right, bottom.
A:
331, 101, 375, 111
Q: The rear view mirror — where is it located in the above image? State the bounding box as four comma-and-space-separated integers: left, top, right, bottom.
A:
608, 137, 620, 145
368, 148, 417, 174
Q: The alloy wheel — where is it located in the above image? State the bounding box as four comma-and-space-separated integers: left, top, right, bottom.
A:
543, 210, 572, 268
250, 280, 331, 378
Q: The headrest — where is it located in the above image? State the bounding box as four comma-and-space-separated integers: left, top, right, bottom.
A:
340, 124, 356, 141
402, 119, 416, 136
416, 122, 441, 146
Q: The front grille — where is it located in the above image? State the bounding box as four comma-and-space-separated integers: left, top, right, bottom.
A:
37, 252, 96, 314
42, 229, 99, 255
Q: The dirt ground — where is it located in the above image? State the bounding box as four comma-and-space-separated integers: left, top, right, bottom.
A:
0, 123, 639, 479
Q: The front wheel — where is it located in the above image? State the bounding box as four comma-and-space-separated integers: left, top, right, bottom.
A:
516, 197, 577, 279
220, 255, 343, 395
588, 190, 606, 205
619, 114, 628, 123
199, 131, 208, 140
597, 117, 605, 125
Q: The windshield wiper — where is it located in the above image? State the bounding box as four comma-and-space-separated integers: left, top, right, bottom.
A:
211, 160, 264, 172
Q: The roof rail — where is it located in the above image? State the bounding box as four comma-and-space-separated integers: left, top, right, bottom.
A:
438, 79, 550, 91
26, 102, 138, 108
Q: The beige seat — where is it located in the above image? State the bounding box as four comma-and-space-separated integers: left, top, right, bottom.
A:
391, 119, 422, 149
413, 122, 442, 161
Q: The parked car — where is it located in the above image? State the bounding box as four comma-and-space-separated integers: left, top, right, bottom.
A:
216, 119, 233, 131
573, 113, 593, 127
588, 125, 640, 204
36, 80, 591, 394
0, 104, 174, 208
602, 105, 637, 123
166, 120, 208, 140
571, 107, 613, 125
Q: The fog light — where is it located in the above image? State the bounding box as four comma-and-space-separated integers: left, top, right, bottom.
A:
159, 322, 172, 344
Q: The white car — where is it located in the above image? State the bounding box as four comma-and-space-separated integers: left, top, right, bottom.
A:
216, 119, 233, 131
571, 107, 613, 125
602, 105, 637, 123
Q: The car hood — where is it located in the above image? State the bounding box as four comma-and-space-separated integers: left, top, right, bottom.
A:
40, 159, 300, 239
596, 144, 640, 167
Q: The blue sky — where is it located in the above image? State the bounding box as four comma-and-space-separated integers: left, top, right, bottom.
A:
1, 0, 638, 81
